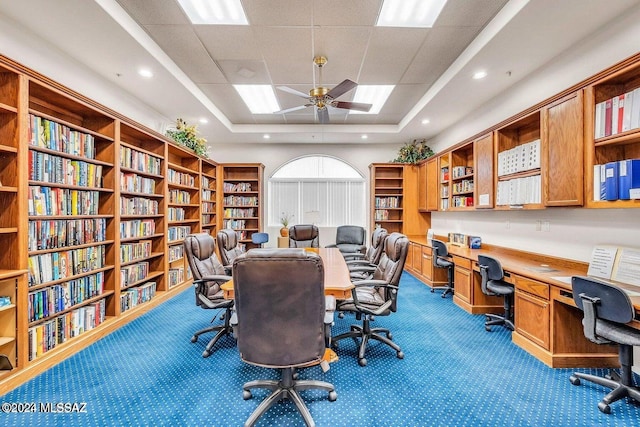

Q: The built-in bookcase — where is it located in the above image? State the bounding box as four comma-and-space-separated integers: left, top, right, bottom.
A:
370, 164, 404, 233
26, 80, 116, 362
438, 154, 450, 211
220, 164, 264, 250
166, 144, 200, 288
200, 158, 218, 237
117, 124, 164, 311
450, 143, 474, 209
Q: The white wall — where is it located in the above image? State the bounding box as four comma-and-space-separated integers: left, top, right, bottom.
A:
428, 6, 640, 262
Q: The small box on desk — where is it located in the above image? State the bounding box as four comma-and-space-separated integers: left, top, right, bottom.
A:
468, 236, 482, 249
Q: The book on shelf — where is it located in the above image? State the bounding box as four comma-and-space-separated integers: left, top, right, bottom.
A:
618, 159, 640, 200
595, 87, 640, 138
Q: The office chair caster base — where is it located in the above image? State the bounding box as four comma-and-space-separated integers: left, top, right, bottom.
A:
202, 350, 211, 358
328, 391, 337, 402
569, 375, 581, 386
243, 390, 252, 400
397, 351, 404, 359
358, 358, 367, 367
430, 288, 435, 293
191, 336, 198, 343
598, 402, 611, 414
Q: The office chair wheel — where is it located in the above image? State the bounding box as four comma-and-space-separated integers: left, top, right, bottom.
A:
598, 402, 611, 414
569, 375, 580, 386
202, 350, 211, 358
397, 351, 404, 359
243, 390, 252, 400
358, 358, 367, 367
338, 312, 345, 319
431, 288, 435, 293
328, 391, 337, 402
485, 325, 492, 332
190, 335, 198, 343
386, 332, 393, 339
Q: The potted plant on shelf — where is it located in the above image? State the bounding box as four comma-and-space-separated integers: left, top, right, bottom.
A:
280, 212, 293, 237
391, 138, 434, 164
165, 118, 209, 158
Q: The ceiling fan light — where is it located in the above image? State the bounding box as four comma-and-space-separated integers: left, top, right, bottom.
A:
376, 0, 448, 28
177, 0, 248, 25
233, 85, 280, 114
350, 85, 395, 114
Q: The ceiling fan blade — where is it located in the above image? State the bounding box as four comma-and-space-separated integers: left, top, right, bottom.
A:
317, 107, 329, 124
276, 86, 310, 99
326, 79, 358, 100
274, 105, 312, 114
331, 101, 372, 112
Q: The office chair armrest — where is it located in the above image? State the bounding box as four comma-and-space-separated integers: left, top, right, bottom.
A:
325, 244, 338, 248
351, 279, 391, 288
343, 253, 366, 261
345, 259, 372, 266
348, 265, 376, 273
195, 275, 233, 284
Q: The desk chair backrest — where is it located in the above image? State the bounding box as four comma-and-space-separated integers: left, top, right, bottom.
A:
288, 224, 320, 248
333, 225, 366, 253
372, 233, 409, 312
477, 254, 505, 293
217, 228, 244, 266
184, 233, 227, 302
366, 227, 388, 265
572, 276, 635, 343
232, 248, 326, 367
431, 239, 449, 268
251, 232, 269, 247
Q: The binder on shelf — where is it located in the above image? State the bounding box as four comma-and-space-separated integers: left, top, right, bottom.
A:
604, 98, 613, 136
618, 159, 640, 200
622, 90, 634, 132
631, 87, 640, 130
604, 161, 619, 200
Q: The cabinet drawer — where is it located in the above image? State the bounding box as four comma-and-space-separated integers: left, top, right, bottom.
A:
514, 276, 549, 300
451, 255, 471, 270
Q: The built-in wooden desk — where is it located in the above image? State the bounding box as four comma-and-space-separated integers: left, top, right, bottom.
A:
406, 235, 640, 368
221, 247, 354, 300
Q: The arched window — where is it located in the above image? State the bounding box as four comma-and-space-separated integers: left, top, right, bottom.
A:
268, 155, 366, 227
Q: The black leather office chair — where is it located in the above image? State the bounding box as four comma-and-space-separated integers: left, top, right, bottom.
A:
431, 239, 454, 298
478, 254, 515, 331
288, 224, 319, 248
217, 228, 244, 273
326, 225, 366, 255
333, 233, 409, 366
250, 232, 269, 248
184, 233, 234, 358
569, 276, 640, 414
346, 227, 388, 281
232, 248, 337, 427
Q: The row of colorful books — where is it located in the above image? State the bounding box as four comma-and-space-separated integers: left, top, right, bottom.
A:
120, 219, 156, 239
120, 240, 152, 264
27, 299, 106, 361
374, 196, 400, 208
120, 282, 156, 313
168, 244, 184, 262
27, 218, 107, 252
223, 182, 252, 192
121, 196, 159, 216
223, 207, 255, 218
452, 195, 474, 207
594, 87, 640, 138
29, 150, 103, 188
168, 225, 191, 242
168, 168, 196, 187
120, 146, 162, 175
169, 189, 191, 204
168, 207, 185, 221
28, 114, 97, 160
168, 268, 184, 288
120, 262, 149, 288
201, 201, 215, 213
28, 186, 100, 216
223, 195, 258, 206
28, 245, 107, 287
27, 272, 105, 322
120, 172, 156, 194
452, 180, 474, 194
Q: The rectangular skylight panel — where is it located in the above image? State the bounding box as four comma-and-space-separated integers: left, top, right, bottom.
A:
233, 85, 280, 114
178, 0, 248, 25
376, 0, 448, 28
350, 85, 395, 114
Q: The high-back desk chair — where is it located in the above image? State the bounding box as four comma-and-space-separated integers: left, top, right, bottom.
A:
431, 239, 454, 298
478, 254, 515, 332
233, 248, 337, 426
288, 224, 319, 248
217, 228, 244, 273
569, 276, 640, 414
326, 225, 366, 255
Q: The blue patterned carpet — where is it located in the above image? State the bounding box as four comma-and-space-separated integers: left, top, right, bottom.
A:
2, 272, 639, 426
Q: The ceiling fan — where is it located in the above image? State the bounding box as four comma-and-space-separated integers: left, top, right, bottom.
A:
274, 56, 372, 124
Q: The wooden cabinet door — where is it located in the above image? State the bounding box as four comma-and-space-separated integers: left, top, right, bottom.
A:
453, 265, 471, 304
515, 290, 550, 350
420, 246, 433, 282
410, 242, 422, 271
425, 158, 439, 211
543, 91, 584, 206
418, 161, 427, 212
473, 133, 494, 208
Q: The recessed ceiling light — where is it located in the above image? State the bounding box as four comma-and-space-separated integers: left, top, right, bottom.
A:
350, 85, 395, 115
233, 85, 280, 114
138, 68, 153, 78
361, 134, 368, 139
177, 0, 248, 25
199, 118, 208, 124
473, 70, 488, 80
421, 119, 430, 125
376, 0, 448, 28
263, 134, 270, 139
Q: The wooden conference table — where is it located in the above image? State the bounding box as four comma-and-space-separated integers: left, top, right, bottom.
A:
220, 247, 354, 300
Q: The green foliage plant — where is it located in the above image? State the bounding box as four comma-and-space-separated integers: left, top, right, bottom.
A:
392, 139, 434, 164
166, 118, 208, 158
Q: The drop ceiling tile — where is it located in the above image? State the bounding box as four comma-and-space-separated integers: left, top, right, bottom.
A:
195, 26, 261, 60
116, 0, 190, 25
437, 0, 509, 27
242, 0, 313, 25
217, 60, 271, 84
312, 0, 382, 26
198, 83, 255, 123
255, 27, 312, 61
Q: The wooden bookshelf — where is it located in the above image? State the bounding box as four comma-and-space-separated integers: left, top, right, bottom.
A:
370, 163, 404, 233
438, 153, 450, 211
200, 158, 218, 237
219, 164, 264, 250
450, 143, 474, 210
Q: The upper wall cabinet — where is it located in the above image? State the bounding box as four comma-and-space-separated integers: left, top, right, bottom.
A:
449, 143, 474, 210
584, 59, 640, 208
425, 157, 439, 212
473, 133, 494, 209
542, 91, 584, 206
